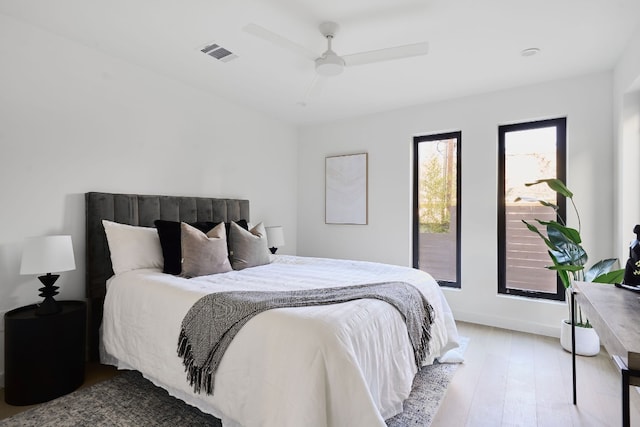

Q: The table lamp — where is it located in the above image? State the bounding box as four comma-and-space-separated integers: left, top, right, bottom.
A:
265, 226, 285, 254
20, 235, 76, 315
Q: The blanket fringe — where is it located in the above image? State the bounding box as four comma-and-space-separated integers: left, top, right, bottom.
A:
178, 329, 213, 394
414, 302, 435, 367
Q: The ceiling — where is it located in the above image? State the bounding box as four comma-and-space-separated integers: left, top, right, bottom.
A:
2, 0, 640, 125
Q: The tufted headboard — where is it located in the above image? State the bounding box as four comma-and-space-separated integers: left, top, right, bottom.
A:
85, 192, 250, 360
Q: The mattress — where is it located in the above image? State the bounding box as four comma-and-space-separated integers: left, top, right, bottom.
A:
100, 255, 460, 427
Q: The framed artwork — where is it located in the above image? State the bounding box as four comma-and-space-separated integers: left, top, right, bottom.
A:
325, 153, 368, 225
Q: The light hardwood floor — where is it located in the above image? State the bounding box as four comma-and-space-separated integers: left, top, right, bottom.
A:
433, 322, 640, 427
1, 322, 638, 426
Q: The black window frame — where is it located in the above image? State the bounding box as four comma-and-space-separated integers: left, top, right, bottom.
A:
497, 117, 567, 300
412, 131, 462, 288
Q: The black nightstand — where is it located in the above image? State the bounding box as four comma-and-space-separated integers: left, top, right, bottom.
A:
4, 300, 86, 405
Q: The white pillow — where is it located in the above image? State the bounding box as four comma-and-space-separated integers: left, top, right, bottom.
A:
102, 220, 164, 275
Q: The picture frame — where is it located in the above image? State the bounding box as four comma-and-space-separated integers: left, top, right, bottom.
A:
325, 153, 368, 225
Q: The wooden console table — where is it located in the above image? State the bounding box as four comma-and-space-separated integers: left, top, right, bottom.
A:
571, 281, 640, 427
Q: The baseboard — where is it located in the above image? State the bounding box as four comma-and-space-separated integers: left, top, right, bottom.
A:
453, 310, 560, 338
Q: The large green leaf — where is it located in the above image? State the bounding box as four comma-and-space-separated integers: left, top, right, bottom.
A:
525, 178, 574, 198
544, 225, 587, 266
584, 258, 618, 282
538, 220, 581, 244
591, 268, 625, 284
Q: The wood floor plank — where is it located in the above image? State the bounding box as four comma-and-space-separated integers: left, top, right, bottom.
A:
465, 347, 509, 425
533, 334, 574, 426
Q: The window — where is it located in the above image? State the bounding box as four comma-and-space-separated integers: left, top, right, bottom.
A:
413, 132, 461, 288
498, 118, 566, 300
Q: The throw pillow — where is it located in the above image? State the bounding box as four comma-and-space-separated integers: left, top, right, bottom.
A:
180, 222, 232, 278
229, 221, 271, 270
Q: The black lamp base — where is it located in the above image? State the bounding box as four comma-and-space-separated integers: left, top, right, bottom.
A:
269, 247, 278, 254
35, 273, 61, 316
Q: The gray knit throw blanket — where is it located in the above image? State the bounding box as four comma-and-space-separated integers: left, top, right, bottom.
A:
177, 281, 435, 395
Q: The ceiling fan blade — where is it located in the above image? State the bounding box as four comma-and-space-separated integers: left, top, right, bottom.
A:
243, 23, 317, 60
298, 75, 327, 106
342, 42, 428, 67
303, 75, 327, 102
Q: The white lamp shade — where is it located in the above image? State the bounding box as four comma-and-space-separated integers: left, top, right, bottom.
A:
266, 226, 285, 248
20, 235, 76, 275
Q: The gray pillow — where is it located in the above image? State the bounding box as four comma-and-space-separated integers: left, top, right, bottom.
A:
229, 222, 271, 270
180, 222, 232, 278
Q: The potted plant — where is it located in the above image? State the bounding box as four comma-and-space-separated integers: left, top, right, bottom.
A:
516, 179, 624, 355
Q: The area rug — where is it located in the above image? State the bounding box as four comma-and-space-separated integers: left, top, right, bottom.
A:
1, 338, 467, 427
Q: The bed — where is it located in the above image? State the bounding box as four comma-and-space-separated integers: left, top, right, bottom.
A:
85, 192, 460, 427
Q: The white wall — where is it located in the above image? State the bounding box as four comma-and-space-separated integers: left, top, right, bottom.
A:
0, 15, 298, 386
613, 24, 640, 261
298, 72, 614, 338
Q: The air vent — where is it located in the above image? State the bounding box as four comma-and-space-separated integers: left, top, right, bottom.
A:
200, 42, 238, 63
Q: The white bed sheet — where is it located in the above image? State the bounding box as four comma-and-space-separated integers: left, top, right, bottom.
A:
101, 255, 460, 427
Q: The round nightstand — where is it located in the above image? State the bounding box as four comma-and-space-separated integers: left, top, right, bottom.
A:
4, 300, 86, 405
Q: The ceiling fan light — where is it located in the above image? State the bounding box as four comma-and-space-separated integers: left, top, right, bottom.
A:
315, 54, 345, 76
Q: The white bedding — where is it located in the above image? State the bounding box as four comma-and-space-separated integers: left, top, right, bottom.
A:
101, 255, 460, 427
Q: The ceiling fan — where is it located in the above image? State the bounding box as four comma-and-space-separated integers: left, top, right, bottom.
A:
243, 21, 429, 78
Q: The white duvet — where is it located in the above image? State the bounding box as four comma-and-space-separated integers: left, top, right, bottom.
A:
101, 255, 460, 427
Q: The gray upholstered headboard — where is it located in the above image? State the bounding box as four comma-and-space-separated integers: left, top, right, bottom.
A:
85, 192, 250, 360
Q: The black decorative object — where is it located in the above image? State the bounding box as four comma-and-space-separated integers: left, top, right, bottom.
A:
623, 224, 640, 286
36, 273, 62, 315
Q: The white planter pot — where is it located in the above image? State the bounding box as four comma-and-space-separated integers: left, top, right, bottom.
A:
560, 319, 600, 356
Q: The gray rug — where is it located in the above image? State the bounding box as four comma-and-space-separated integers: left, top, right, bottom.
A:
1, 338, 467, 427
